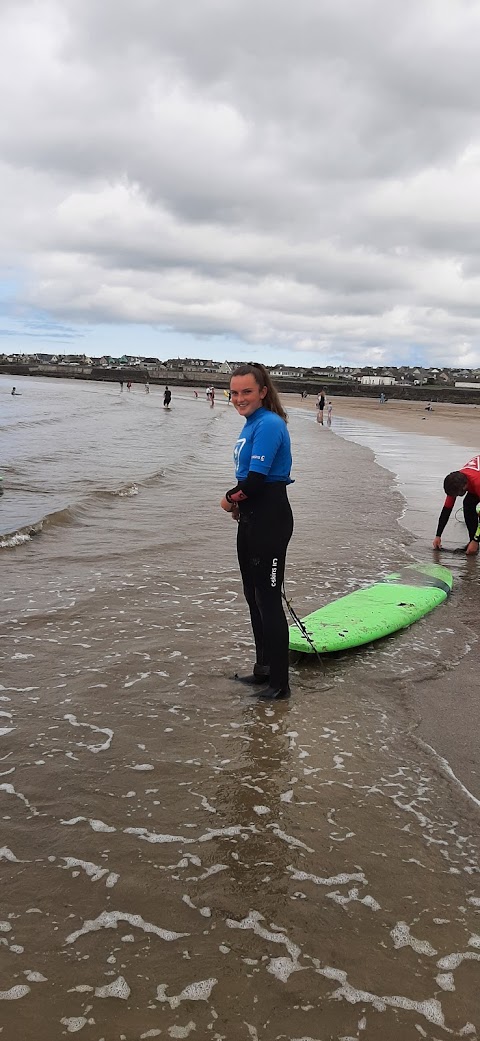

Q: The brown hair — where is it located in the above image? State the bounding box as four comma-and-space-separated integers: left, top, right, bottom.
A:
231, 363, 287, 422
443, 471, 468, 496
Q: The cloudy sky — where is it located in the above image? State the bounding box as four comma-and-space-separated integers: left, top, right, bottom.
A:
2, 0, 480, 368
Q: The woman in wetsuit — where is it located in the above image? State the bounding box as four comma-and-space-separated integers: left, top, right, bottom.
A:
220, 363, 294, 700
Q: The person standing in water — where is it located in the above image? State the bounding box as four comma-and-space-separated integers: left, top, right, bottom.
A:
163, 386, 172, 409
220, 363, 294, 700
316, 389, 325, 424
326, 401, 333, 427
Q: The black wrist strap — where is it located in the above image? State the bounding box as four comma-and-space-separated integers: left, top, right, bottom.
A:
226, 471, 266, 503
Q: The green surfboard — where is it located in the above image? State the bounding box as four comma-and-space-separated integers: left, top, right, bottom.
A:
288, 564, 453, 655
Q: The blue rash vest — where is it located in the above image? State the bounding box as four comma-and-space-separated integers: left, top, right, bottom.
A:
233, 407, 293, 484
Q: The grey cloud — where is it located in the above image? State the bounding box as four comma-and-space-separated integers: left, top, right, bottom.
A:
2, 0, 480, 362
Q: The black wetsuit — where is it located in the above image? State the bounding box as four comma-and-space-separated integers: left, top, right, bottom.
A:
226, 407, 293, 691
236, 485, 293, 690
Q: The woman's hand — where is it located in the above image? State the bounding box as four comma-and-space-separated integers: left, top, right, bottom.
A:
220, 497, 239, 520
432, 536, 442, 550
466, 540, 479, 555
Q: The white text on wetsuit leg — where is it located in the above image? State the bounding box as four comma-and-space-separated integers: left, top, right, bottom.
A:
270, 557, 278, 587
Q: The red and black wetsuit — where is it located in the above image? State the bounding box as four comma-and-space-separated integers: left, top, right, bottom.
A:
436, 454, 480, 541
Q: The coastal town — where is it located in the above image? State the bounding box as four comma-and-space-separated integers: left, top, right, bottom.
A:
2, 350, 480, 391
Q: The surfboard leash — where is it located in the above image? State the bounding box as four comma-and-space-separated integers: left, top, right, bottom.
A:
282, 584, 325, 669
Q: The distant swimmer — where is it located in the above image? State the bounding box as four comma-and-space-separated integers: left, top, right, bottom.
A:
193, 390, 198, 398
11, 387, 20, 396
433, 455, 480, 556
163, 386, 172, 409
145, 380, 150, 394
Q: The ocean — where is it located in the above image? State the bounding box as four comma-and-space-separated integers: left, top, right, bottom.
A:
1, 373, 479, 1039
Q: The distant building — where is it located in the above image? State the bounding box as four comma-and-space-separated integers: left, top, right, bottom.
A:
140, 357, 166, 373
270, 366, 306, 377
166, 358, 216, 371
361, 376, 396, 386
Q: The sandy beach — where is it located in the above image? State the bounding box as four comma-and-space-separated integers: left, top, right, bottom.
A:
283, 392, 480, 449
282, 388, 480, 817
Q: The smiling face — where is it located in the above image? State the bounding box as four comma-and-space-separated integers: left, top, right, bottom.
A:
230, 373, 267, 417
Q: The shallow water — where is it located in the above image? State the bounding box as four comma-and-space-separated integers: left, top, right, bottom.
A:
1, 375, 479, 1039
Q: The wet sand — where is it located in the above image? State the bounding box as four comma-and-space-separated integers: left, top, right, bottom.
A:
285, 392, 480, 449
1, 376, 480, 1039
284, 389, 480, 821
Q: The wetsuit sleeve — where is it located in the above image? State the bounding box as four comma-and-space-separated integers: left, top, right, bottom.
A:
436, 503, 454, 537
226, 471, 266, 503
474, 509, 480, 542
